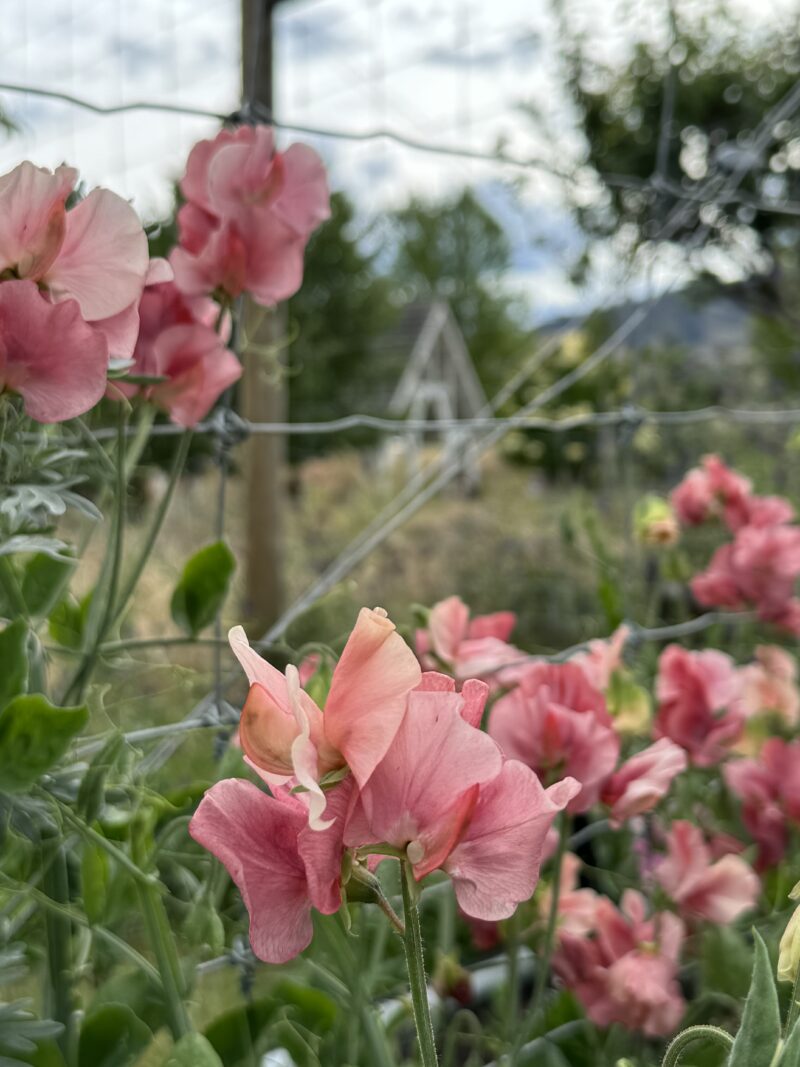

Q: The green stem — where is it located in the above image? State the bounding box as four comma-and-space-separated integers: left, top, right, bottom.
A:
504, 908, 522, 1043
786, 953, 800, 1037
109, 429, 192, 633
0, 555, 28, 618
131, 832, 191, 1040
661, 1026, 734, 1066
510, 812, 570, 1066
42, 843, 73, 1059
401, 860, 438, 1067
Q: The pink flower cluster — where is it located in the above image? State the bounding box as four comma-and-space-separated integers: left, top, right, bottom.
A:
415, 595, 523, 686
725, 739, 800, 869
190, 608, 578, 963
2, 126, 329, 426
672, 455, 800, 634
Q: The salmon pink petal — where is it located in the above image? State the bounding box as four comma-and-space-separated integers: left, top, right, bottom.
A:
0, 162, 75, 280
229, 625, 292, 713
446, 766, 580, 921
241, 217, 306, 305
415, 672, 487, 727
324, 607, 421, 787
409, 785, 479, 880
0, 280, 107, 423
92, 302, 141, 360
188, 779, 313, 964
170, 222, 248, 299
297, 778, 356, 912
180, 130, 241, 213
601, 739, 687, 826
149, 322, 242, 428
274, 143, 331, 237
239, 683, 301, 776
145, 257, 173, 285
467, 611, 516, 643
286, 665, 334, 831
46, 188, 149, 320
428, 596, 470, 663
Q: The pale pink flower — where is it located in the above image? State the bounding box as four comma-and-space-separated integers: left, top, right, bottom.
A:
489, 662, 619, 812
740, 645, 800, 726
230, 607, 421, 828
654, 820, 760, 924
601, 739, 687, 826
345, 673, 579, 919
572, 625, 630, 692
553, 890, 685, 1038
654, 645, 744, 766
543, 853, 600, 938
171, 125, 329, 306
725, 738, 800, 869
0, 280, 107, 422
415, 595, 522, 685
670, 455, 751, 530
189, 777, 354, 963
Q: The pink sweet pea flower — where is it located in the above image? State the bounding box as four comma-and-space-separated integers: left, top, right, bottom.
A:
488, 662, 619, 812
572, 625, 630, 691
171, 125, 329, 306
230, 607, 421, 828
553, 890, 685, 1038
0, 280, 107, 422
345, 673, 579, 918
671, 455, 751, 529
725, 738, 800, 869
601, 739, 687, 827
653, 820, 760, 924
415, 595, 522, 685
740, 645, 800, 726
654, 645, 744, 766
542, 853, 600, 938
189, 776, 354, 963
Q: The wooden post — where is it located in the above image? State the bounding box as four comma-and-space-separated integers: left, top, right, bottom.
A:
240, 0, 286, 633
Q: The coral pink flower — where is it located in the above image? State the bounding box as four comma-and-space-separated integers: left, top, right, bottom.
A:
230, 607, 421, 828
671, 454, 751, 530
653, 821, 760, 924
345, 673, 579, 918
543, 853, 600, 938
601, 739, 687, 827
572, 625, 630, 691
0, 280, 107, 422
415, 595, 522, 685
489, 662, 619, 812
0, 161, 149, 355
725, 738, 800, 869
189, 776, 354, 963
171, 125, 329, 306
553, 890, 685, 1037
740, 645, 800, 725
654, 645, 744, 766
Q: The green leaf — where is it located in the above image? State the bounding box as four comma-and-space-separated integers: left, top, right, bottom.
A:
76, 732, 125, 824
163, 1034, 223, 1067
701, 926, 753, 1001
780, 1015, 800, 1066
728, 930, 781, 1067
0, 620, 29, 708
0, 695, 88, 793
48, 596, 87, 650
77, 1004, 151, 1067
89, 970, 168, 1036
80, 843, 109, 925
20, 554, 74, 619
170, 542, 235, 638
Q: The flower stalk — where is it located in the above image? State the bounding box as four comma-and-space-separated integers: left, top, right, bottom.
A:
401, 859, 439, 1067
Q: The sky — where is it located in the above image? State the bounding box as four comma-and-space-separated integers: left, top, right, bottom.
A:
0, 0, 795, 321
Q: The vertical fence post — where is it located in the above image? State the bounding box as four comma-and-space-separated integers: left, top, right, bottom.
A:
240, 0, 287, 634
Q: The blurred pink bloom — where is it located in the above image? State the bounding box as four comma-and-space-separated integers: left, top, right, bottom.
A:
654, 645, 744, 766
415, 595, 522, 685
0, 280, 107, 422
346, 676, 578, 919
543, 853, 600, 938
601, 739, 687, 827
740, 645, 800, 725
725, 738, 800, 869
553, 890, 685, 1038
171, 125, 329, 306
671, 455, 751, 530
489, 662, 619, 812
572, 625, 630, 691
654, 820, 760, 924
189, 777, 353, 963
230, 607, 420, 828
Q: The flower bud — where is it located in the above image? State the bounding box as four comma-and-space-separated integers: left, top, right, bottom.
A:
778, 903, 800, 983
633, 495, 680, 548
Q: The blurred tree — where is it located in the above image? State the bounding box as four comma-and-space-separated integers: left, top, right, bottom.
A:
543, 0, 800, 287
388, 189, 532, 396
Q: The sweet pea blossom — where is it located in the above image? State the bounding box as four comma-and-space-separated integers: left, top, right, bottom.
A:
171, 125, 329, 306
601, 739, 687, 826
345, 672, 579, 919
489, 662, 619, 812
654, 645, 744, 765
553, 890, 686, 1038
230, 607, 420, 828
543, 853, 600, 938
740, 645, 800, 726
572, 625, 630, 692
725, 738, 800, 869
189, 776, 354, 963
415, 595, 523, 685
119, 269, 242, 428
653, 821, 760, 924
0, 160, 150, 421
